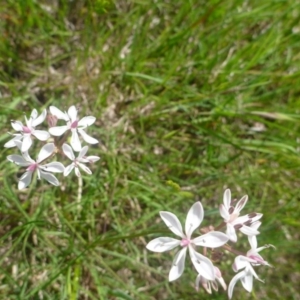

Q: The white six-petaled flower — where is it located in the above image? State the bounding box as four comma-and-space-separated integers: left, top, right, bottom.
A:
7, 142, 64, 190
62, 143, 100, 177
49, 105, 98, 151
146, 202, 229, 282
4, 109, 49, 152
219, 189, 263, 242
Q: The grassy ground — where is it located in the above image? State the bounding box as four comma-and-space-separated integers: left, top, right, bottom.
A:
0, 0, 300, 299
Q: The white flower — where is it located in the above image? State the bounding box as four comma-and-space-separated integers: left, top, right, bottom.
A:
62, 143, 100, 177
219, 189, 263, 242
228, 236, 273, 299
146, 202, 229, 282
4, 109, 49, 152
7, 142, 64, 190
48, 105, 98, 151
196, 266, 227, 294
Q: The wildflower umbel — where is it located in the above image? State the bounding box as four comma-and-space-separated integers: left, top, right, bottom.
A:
5, 105, 100, 189
146, 189, 274, 298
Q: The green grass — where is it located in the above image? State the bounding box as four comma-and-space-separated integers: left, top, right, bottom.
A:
0, 0, 300, 299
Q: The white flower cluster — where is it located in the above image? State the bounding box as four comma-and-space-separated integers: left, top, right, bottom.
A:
5, 106, 100, 190
146, 189, 273, 298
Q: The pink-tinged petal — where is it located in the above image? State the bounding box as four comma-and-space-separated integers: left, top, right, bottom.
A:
190, 249, 215, 281
49, 125, 69, 136
226, 223, 237, 242
64, 164, 74, 176
71, 130, 82, 152
4, 135, 23, 148
78, 163, 92, 175
18, 171, 33, 190
11, 121, 23, 131
195, 274, 211, 294
78, 146, 89, 159
228, 270, 246, 299
193, 231, 229, 248
219, 204, 230, 220
32, 130, 50, 141
62, 144, 75, 160
78, 129, 98, 144
241, 270, 253, 292
159, 211, 184, 238
215, 267, 227, 291
68, 106, 78, 123
32, 109, 47, 127
78, 116, 96, 127
233, 255, 253, 272
49, 106, 69, 121
223, 189, 231, 209
234, 195, 248, 214
37, 143, 55, 163
7, 155, 30, 166
74, 167, 81, 177
185, 201, 203, 238
146, 237, 180, 253
41, 162, 65, 173
39, 170, 60, 186
21, 135, 33, 152
169, 248, 187, 282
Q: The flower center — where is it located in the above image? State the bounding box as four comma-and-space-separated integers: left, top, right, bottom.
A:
71, 120, 78, 129
180, 238, 191, 247
22, 126, 32, 134
27, 163, 38, 172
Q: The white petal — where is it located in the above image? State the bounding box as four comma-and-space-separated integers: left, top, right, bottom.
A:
160, 211, 184, 238
40, 170, 60, 186
78, 116, 96, 127
71, 130, 82, 152
219, 204, 229, 220
21, 135, 32, 152
64, 164, 74, 176
37, 143, 55, 163
185, 201, 203, 238
49, 106, 69, 121
248, 234, 258, 250
41, 162, 65, 173
30, 109, 38, 120
32, 130, 50, 141
78, 146, 89, 158
233, 255, 252, 272
235, 195, 248, 214
62, 143, 75, 160
11, 121, 23, 131
4, 135, 23, 148
228, 271, 246, 299
78, 163, 92, 174
169, 248, 187, 282
78, 129, 98, 144
32, 109, 47, 127
239, 225, 260, 236
223, 189, 231, 209
226, 223, 237, 242
74, 167, 81, 177
82, 155, 100, 163
18, 171, 33, 190
146, 237, 180, 252
7, 155, 30, 166
241, 271, 253, 292
193, 231, 229, 248
68, 106, 78, 122
49, 125, 69, 136
190, 249, 215, 280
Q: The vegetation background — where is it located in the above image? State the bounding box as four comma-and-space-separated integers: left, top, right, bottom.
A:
0, 0, 299, 299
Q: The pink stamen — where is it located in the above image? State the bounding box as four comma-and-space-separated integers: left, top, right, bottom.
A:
22, 126, 32, 134
71, 120, 78, 129
180, 238, 191, 247
27, 163, 38, 172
